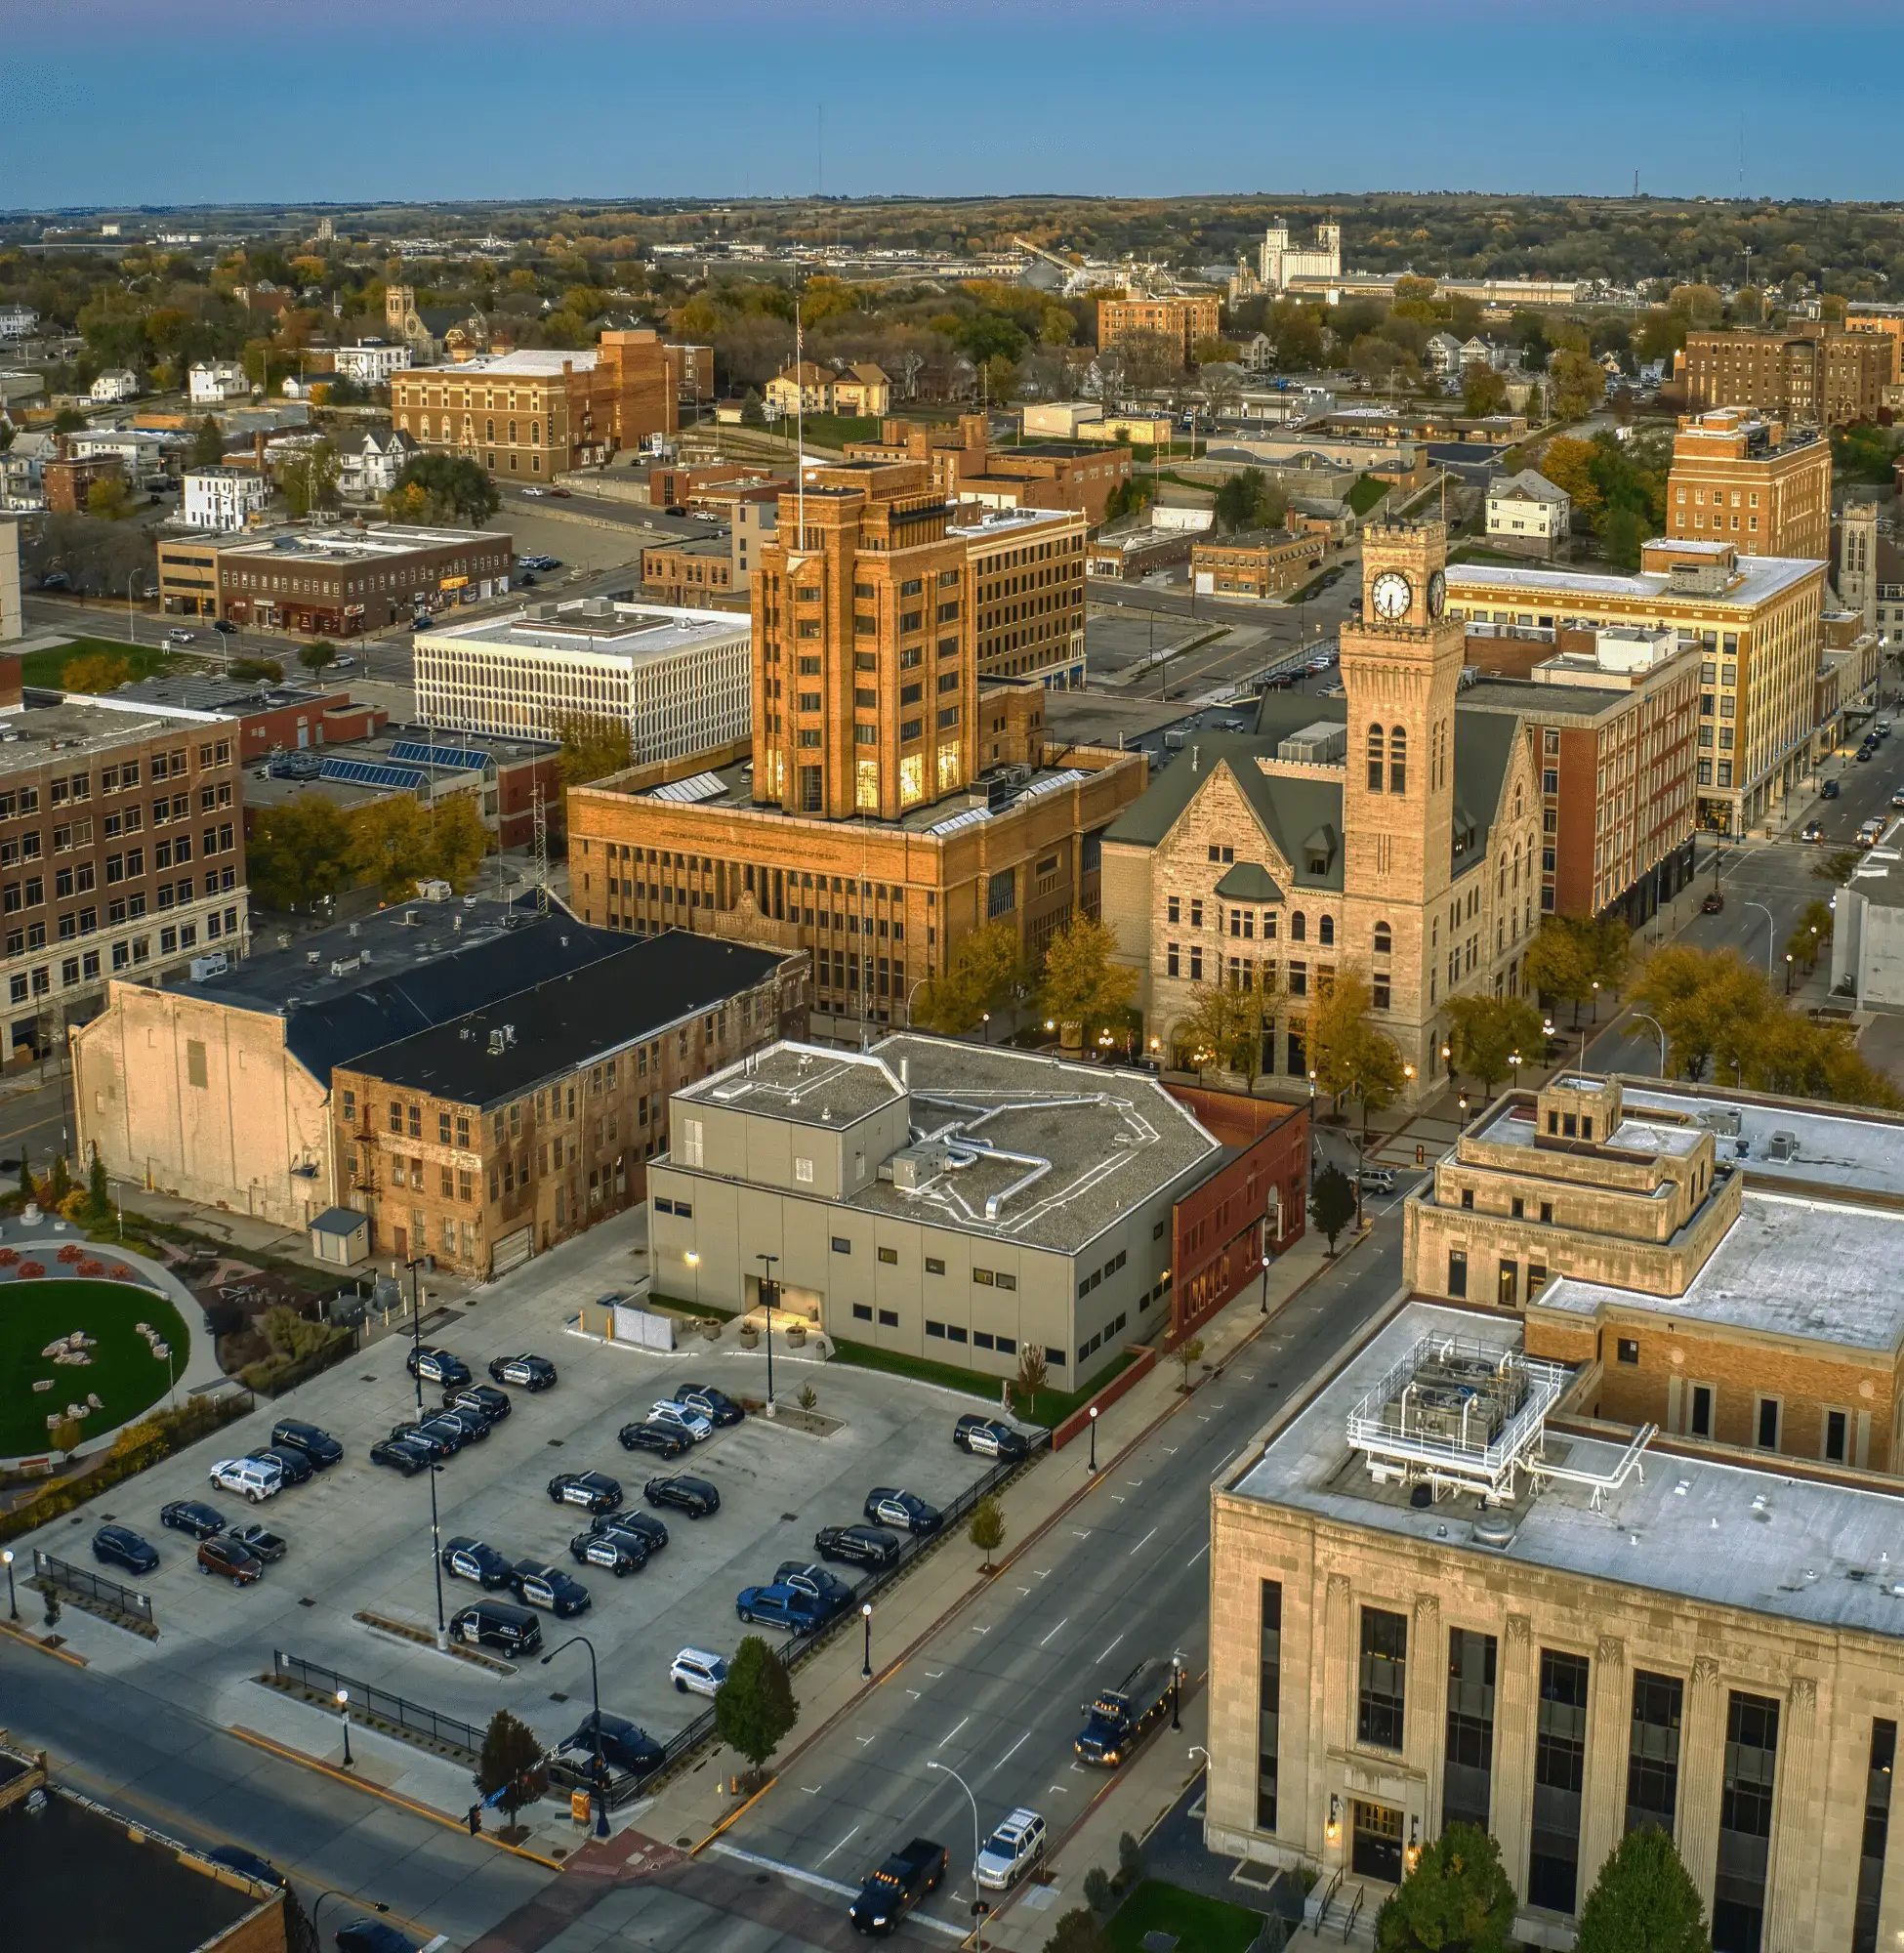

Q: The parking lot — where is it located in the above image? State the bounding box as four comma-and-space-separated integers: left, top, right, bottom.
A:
25, 1227, 1019, 1767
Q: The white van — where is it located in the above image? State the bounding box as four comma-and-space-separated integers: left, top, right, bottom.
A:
209, 1457, 284, 1503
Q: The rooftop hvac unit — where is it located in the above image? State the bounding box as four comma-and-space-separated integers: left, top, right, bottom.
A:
1276, 721, 1346, 765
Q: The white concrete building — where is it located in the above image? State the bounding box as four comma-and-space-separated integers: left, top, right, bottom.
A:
1485, 470, 1572, 558
413, 597, 752, 766
333, 341, 412, 385
0, 307, 38, 342
1018, 401, 1101, 439
1259, 220, 1342, 291
0, 517, 21, 644
188, 360, 249, 405
90, 369, 139, 403
183, 467, 270, 531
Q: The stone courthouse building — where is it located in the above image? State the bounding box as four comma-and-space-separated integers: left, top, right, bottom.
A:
1103, 523, 1543, 1098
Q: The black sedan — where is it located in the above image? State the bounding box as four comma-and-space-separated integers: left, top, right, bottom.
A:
389, 1419, 461, 1459
953, 1414, 1029, 1461
160, 1500, 228, 1540
434, 1407, 491, 1445
677, 1383, 744, 1427
269, 1419, 342, 1467
252, 1444, 313, 1485
511, 1560, 592, 1615
335, 1922, 417, 1953
405, 1346, 471, 1387
441, 1536, 514, 1588
864, 1488, 943, 1535
644, 1475, 720, 1518
444, 1383, 512, 1423
92, 1524, 159, 1574
228, 1522, 289, 1563
563, 1711, 663, 1776
570, 1529, 646, 1576
591, 1511, 668, 1554
489, 1352, 559, 1390
370, 1436, 433, 1476
618, 1420, 691, 1458
548, 1471, 623, 1514
814, 1523, 901, 1569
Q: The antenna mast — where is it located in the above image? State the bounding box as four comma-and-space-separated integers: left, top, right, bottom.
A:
532, 786, 550, 916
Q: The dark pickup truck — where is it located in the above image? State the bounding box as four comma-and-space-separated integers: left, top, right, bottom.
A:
1075, 1655, 1175, 1766
848, 1837, 947, 1935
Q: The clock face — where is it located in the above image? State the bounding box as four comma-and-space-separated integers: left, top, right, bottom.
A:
1428, 569, 1447, 619
1371, 569, 1413, 622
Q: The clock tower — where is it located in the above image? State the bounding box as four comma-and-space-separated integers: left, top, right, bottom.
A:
1339, 521, 1464, 912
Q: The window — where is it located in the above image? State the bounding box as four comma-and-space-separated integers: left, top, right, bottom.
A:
878, 1246, 898, 1265
1372, 921, 1391, 956
1716, 1693, 1779, 1952
831, 1236, 851, 1254
1825, 1408, 1850, 1465
1258, 1581, 1282, 1830
1854, 1721, 1896, 1953
1755, 1395, 1781, 1451
1388, 725, 1407, 795
926, 1319, 945, 1339
795, 1157, 814, 1184
1447, 1250, 1468, 1299
878, 1308, 898, 1328
1616, 1337, 1639, 1366
1529, 1649, 1590, 1913
851, 1303, 873, 1321
1444, 1629, 1497, 1832
1366, 723, 1385, 793
186, 1039, 208, 1089
925, 1256, 945, 1275
1357, 1607, 1407, 1751
1626, 1671, 1683, 1839
988, 868, 1015, 917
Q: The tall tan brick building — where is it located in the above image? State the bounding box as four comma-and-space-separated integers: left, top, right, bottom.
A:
563, 461, 1145, 1035
1097, 293, 1222, 368
1447, 539, 1827, 839
1665, 409, 1831, 561
390, 331, 677, 478
1101, 525, 1542, 1096
1678, 328, 1890, 427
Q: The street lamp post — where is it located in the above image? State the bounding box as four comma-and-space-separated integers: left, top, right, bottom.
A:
1087, 1403, 1099, 1473
2, 1546, 15, 1621
861, 1600, 873, 1679
1629, 1012, 1669, 1078
1170, 1653, 1183, 1731
542, 1635, 611, 1839
403, 1250, 447, 1646
1744, 900, 1776, 974
756, 1252, 779, 1406
925, 1760, 986, 1953
337, 1687, 353, 1767
1785, 951, 1795, 995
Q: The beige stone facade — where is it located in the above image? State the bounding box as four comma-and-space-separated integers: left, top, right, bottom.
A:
1103, 524, 1542, 1100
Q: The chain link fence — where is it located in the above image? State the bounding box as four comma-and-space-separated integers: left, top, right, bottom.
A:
32, 1550, 154, 1628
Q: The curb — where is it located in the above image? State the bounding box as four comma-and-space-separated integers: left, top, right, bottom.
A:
0, 1617, 86, 1666
709, 1235, 1363, 1802
228, 1725, 567, 1871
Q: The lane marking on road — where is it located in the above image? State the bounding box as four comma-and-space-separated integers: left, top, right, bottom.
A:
709, 1842, 870, 1905
816, 1826, 860, 1866
1186, 1541, 1212, 1567
937, 1716, 971, 1749
1070, 1529, 1092, 1540
1126, 1478, 1144, 1487
1095, 1632, 1124, 1663
800, 1784, 822, 1796
1162, 1445, 1179, 1455
992, 1731, 1031, 1773
1128, 1525, 1158, 1557
1110, 1494, 1127, 1504
972, 1624, 991, 1636
1035, 1567, 1051, 1579
1039, 1617, 1068, 1646
926, 1670, 944, 1680
906, 1688, 922, 1700
1014, 1586, 1030, 1596
1049, 1784, 1070, 1795
856, 1735, 875, 1747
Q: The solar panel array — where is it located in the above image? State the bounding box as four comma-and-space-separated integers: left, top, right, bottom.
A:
320, 757, 430, 791
648, 771, 726, 805
390, 740, 491, 773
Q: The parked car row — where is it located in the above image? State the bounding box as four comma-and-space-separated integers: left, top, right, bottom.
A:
376, 1348, 557, 1474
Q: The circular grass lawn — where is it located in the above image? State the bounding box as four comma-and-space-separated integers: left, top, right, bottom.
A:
0, 1274, 191, 1458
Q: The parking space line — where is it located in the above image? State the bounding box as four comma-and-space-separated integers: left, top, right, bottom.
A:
1094, 1632, 1124, 1663
1039, 1617, 1068, 1646
817, 1826, 860, 1866
937, 1715, 971, 1749
1128, 1525, 1157, 1557
1186, 1541, 1212, 1567
992, 1730, 1031, 1773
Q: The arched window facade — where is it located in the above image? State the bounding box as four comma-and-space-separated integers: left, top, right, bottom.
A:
1291, 911, 1307, 943
1366, 724, 1386, 793
1373, 921, 1392, 956
1389, 725, 1408, 795
1319, 915, 1336, 947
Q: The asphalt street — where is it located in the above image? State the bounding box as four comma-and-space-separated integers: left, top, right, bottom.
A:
696, 1191, 1415, 1945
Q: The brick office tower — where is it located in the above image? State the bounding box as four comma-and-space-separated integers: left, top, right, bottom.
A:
756, 460, 977, 818
1666, 409, 1831, 561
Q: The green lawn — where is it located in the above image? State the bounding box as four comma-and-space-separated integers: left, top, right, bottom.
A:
1107, 1879, 1266, 1953
1346, 474, 1392, 518
21, 638, 184, 690
828, 1336, 1142, 1431
792, 414, 886, 450
0, 1275, 190, 1456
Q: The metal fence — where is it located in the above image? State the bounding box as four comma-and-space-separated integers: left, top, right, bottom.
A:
33, 1551, 154, 1628
273, 1434, 1051, 1809
272, 1650, 485, 1760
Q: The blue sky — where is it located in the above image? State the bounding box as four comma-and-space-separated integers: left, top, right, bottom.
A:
2, 1, 1897, 209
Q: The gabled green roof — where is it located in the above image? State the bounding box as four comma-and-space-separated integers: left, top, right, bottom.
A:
1215, 860, 1284, 902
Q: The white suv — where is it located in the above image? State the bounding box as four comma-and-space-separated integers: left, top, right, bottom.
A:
209, 1457, 283, 1503
649, 1400, 714, 1442
975, 1808, 1047, 1891
670, 1647, 728, 1697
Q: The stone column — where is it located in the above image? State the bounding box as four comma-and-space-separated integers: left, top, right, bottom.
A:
1408, 1593, 1446, 1832
1765, 1675, 1820, 1953
1677, 1654, 1726, 1919
1490, 1613, 1537, 1895
1576, 1634, 1630, 1895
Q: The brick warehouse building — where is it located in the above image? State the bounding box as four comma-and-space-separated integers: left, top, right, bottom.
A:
391, 331, 677, 478
1096, 292, 1223, 368
564, 459, 1145, 1036
331, 932, 805, 1274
